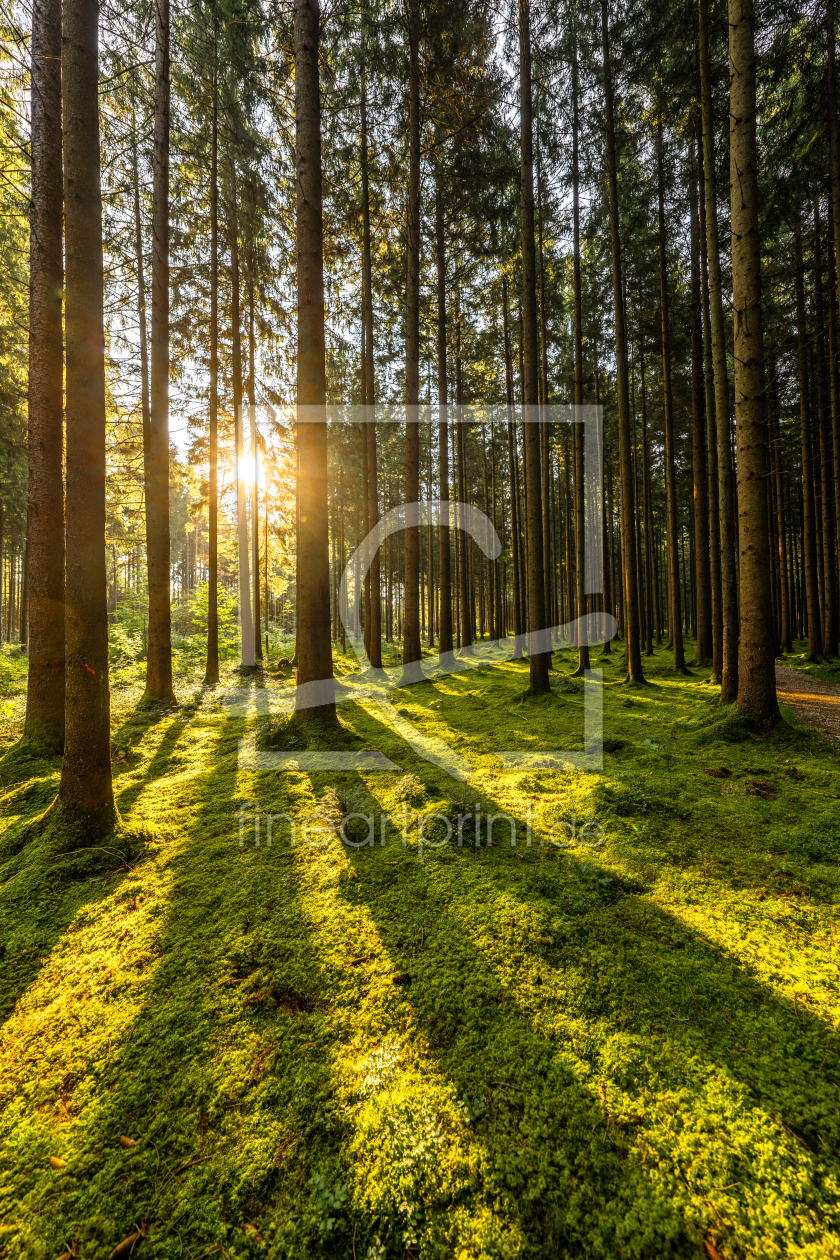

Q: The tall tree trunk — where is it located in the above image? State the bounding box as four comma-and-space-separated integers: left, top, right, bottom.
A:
519, 0, 549, 692
815, 200, 838, 656
20, 539, 29, 648
294, 0, 334, 716
60, 0, 114, 822
502, 275, 523, 654
435, 176, 453, 662
452, 427, 461, 647
697, 121, 723, 676
427, 420, 434, 643
131, 128, 150, 439
488, 434, 498, 638
230, 172, 255, 670
455, 292, 472, 654
828, 239, 840, 657
730, 0, 777, 715
602, 0, 644, 682
829, 0, 840, 330
794, 214, 823, 660
700, 0, 739, 700
0, 502, 5, 647
144, 0, 174, 701
130, 123, 150, 656
640, 346, 655, 655
657, 115, 687, 672
264, 483, 269, 654
25, 0, 65, 748
768, 346, 792, 651
570, 29, 590, 675
252, 409, 262, 661
632, 362, 648, 650
247, 247, 262, 661
536, 126, 553, 643
690, 146, 713, 662
204, 53, 219, 686
402, 0, 422, 681
361, 66, 381, 669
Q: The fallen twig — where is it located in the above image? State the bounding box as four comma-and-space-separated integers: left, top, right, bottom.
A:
169, 1154, 213, 1177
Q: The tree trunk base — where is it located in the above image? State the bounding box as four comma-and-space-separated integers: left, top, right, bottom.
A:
140, 686, 177, 708
41, 793, 122, 847
21, 716, 64, 757
400, 662, 425, 686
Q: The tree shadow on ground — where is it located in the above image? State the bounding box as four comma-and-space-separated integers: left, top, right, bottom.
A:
335, 818, 839, 1256
0, 710, 371, 1258
2, 670, 838, 1260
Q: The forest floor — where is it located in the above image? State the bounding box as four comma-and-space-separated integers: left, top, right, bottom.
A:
775, 664, 840, 743
0, 637, 839, 1260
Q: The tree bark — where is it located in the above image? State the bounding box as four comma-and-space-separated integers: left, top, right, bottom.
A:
25, 0, 65, 749
536, 128, 553, 644
502, 276, 523, 655
729, 0, 778, 715
204, 51, 219, 686
131, 127, 150, 439
767, 344, 791, 651
402, 0, 422, 681
657, 115, 687, 672
435, 176, 453, 662
639, 347, 654, 656
230, 171, 255, 670
815, 200, 838, 656
247, 246, 262, 661
294, 0, 334, 716
455, 291, 472, 654
601, 0, 644, 682
519, 0, 550, 692
700, 0, 739, 700
144, 0, 174, 702
828, 0, 840, 329
60, 0, 115, 821
794, 214, 823, 660
828, 238, 840, 659
697, 120, 723, 677
570, 30, 590, 675
361, 66, 381, 669
690, 145, 713, 663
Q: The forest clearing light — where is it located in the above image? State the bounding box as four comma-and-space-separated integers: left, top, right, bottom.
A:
230, 404, 612, 777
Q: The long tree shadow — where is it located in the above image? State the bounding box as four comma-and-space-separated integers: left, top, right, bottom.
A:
333, 821, 839, 1256
0, 703, 391, 1258
0, 692, 209, 1018
317, 689, 840, 1254
113, 715, 191, 817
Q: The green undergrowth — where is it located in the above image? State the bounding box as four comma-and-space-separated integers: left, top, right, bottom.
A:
1, 637, 839, 1259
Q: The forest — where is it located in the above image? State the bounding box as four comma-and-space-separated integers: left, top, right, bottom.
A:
1, 0, 840, 1253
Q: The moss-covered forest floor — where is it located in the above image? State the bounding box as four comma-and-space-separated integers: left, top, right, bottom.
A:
0, 638, 839, 1260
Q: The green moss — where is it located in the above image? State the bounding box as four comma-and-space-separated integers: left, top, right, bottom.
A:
0, 638, 839, 1258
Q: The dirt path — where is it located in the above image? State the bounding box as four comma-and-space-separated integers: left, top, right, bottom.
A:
775, 664, 840, 741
